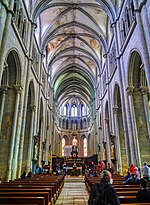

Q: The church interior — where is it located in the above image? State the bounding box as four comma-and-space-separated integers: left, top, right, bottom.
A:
0, 0, 150, 204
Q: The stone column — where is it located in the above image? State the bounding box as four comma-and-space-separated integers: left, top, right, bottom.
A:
6, 85, 21, 181
0, 0, 15, 82
141, 87, 150, 139
134, 6, 150, 90
105, 119, 111, 165
113, 107, 122, 174
26, 105, 35, 172
0, 85, 8, 133
127, 87, 141, 166
16, 20, 36, 178
112, 21, 130, 164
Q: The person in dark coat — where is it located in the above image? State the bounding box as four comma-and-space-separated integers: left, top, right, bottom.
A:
88, 170, 120, 205
81, 161, 86, 176
20, 171, 26, 179
136, 178, 150, 202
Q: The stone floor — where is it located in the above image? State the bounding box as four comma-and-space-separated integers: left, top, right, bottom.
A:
55, 176, 89, 205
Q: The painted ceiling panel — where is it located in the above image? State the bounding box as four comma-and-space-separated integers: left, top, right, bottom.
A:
32, 0, 116, 110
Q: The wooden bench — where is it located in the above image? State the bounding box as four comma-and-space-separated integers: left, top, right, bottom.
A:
0, 175, 65, 204
0, 187, 53, 204
0, 192, 50, 205
121, 203, 150, 205
0, 196, 45, 205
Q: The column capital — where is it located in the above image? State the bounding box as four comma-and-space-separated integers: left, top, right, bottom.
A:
4, 61, 8, 69
30, 105, 36, 111
113, 107, 118, 114
126, 86, 134, 95
133, 87, 141, 93
0, 85, 9, 93
140, 86, 149, 95
14, 85, 22, 93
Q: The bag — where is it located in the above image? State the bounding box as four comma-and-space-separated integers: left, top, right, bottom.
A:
88, 183, 110, 205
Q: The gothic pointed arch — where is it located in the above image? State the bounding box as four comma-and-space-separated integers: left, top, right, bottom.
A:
0, 49, 21, 180
128, 50, 150, 165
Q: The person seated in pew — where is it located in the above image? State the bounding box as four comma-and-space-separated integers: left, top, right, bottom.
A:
93, 170, 99, 177
88, 170, 120, 205
88, 168, 94, 177
124, 170, 131, 182
136, 178, 150, 202
20, 171, 26, 179
135, 167, 140, 182
26, 171, 32, 178
35, 166, 42, 175
124, 173, 140, 184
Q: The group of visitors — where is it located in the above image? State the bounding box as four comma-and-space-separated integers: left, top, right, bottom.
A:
124, 162, 150, 184
88, 162, 150, 205
55, 160, 98, 176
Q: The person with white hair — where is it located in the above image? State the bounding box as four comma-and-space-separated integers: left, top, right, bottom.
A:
141, 162, 150, 181
88, 170, 120, 205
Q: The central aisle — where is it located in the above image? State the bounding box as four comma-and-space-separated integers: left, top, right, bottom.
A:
55, 176, 89, 205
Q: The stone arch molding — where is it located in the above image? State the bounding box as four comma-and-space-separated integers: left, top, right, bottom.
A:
4, 48, 22, 86
32, 0, 116, 24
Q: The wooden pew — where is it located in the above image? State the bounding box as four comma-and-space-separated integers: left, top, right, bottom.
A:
0, 196, 45, 205
118, 195, 136, 203
0, 175, 65, 204
0, 192, 50, 205
0, 187, 53, 204
121, 204, 150, 205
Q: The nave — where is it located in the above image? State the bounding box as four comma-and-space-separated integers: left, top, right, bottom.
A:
55, 176, 89, 205
0, 171, 150, 205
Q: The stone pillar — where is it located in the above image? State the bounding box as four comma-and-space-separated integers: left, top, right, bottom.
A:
0, 85, 8, 133
135, 6, 150, 90
127, 87, 141, 166
98, 127, 103, 160
141, 87, 150, 139
112, 21, 130, 164
113, 107, 122, 174
26, 105, 35, 172
0, 0, 15, 82
6, 85, 21, 181
17, 20, 36, 178
105, 119, 111, 165
38, 117, 44, 167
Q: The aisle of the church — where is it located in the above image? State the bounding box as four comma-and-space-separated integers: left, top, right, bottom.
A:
55, 176, 89, 205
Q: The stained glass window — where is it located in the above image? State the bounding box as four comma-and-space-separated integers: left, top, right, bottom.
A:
64, 105, 67, 116
82, 105, 86, 116
71, 104, 77, 117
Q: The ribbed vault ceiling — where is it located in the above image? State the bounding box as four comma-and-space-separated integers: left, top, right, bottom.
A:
26, 0, 119, 111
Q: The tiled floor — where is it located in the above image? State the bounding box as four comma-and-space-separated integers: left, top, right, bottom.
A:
55, 176, 89, 205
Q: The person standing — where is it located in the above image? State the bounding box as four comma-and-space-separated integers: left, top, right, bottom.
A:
99, 161, 105, 172
82, 161, 86, 176
63, 161, 68, 176
141, 162, 150, 181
